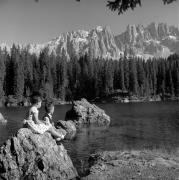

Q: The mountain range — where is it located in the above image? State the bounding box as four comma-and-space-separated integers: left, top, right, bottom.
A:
2, 22, 179, 60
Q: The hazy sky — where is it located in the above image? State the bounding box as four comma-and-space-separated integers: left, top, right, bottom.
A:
0, 0, 178, 44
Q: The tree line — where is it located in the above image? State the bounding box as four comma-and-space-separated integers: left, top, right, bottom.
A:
0, 44, 178, 104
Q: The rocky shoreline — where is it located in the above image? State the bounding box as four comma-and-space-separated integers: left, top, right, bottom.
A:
0, 99, 178, 179
82, 150, 179, 180
0, 98, 110, 179
92, 94, 179, 104
3, 94, 179, 107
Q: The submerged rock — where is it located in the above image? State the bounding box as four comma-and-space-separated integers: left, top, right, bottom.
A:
0, 128, 78, 180
82, 150, 179, 180
0, 113, 7, 124
65, 99, 110, 126
56, 120, 77, 140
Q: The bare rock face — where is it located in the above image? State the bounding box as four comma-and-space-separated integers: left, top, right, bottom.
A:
0, 113, 7, 124
65, 99, 110, 126
26, 26, 122, 60
0, 128, 78, 180
115, 22, 179, 59
56, 120, 77, 140
82, 150, 179, 180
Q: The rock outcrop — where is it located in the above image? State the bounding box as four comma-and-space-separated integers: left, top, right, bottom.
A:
82, 150, 179, 180
0, 128, 78, 180
28, 26, 122, 60
115, 22, 179, 59
56, 120, 77, 140
65, 99, 110, 126
0, 113, 7, 124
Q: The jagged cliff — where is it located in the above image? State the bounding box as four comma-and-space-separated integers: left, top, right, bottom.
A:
115, 22, 179, 59
1, 23, 179, 60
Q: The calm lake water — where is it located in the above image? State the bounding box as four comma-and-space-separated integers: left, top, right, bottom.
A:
0, 102, 179, 175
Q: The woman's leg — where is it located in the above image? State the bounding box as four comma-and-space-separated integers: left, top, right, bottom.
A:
48, 127, 64, 139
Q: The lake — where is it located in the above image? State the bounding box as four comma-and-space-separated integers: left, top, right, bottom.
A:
0, 102, 179, 175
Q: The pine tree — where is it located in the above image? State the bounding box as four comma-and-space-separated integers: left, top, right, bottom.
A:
152, 59, 157, 95
123, 57, 129, 90
32, 54, 41, 92
119, 60, 125, 90
56, 56, 68, 100
157, 60, 166, 96
173, 66, 179, 97
129, 58, 138, 94
50, 52, 57, 97
23, 49, 33, 97
103, 60, 114, 96
38, 47, 54, 98
5, 45, 16, 96
13, 48, 25, 102
0, 48, 6, 104
137, 59, 145, 96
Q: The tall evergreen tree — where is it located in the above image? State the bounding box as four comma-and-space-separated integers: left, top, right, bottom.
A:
56, 57, 68, 100
119, 60, 125, 90
23, 49, 33, 97
129, 58, 138, 94
137, 59, 145, 95
0, 49, 6, 104
13, 48, 25, 102
123, 57, 129, 90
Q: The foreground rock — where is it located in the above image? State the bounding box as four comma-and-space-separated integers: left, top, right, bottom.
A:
56, 120, 77, 140
83, 150, 179, 180
0, 113, 7, 124
0, 128, 78, 180
65, 99, 110, 126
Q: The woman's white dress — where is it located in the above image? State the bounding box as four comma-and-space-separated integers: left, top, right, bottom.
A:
24, 106, 52, 134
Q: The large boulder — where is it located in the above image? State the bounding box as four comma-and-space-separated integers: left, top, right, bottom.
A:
0, 113, 7, 124
56, 120, 77, 140
65, 99, 110, 126
0, 128, 78, 180
82, 150, 179, 180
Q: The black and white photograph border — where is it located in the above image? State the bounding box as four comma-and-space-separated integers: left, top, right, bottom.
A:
0, 0, 179, 179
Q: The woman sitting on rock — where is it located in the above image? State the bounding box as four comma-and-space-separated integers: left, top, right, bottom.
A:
24, 94, 64, 142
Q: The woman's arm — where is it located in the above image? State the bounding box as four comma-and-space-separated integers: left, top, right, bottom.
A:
33, 111, 42, 124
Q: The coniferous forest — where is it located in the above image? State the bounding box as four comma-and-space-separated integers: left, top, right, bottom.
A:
0, 44, 179, 105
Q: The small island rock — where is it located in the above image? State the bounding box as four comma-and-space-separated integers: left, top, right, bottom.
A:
65, 98, 110, 126
0, 128, 78, 180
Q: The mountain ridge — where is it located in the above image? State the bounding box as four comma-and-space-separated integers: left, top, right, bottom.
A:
1, 23, 179, 60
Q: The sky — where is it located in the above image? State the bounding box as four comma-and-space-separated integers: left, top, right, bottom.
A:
0, 0, 178, 44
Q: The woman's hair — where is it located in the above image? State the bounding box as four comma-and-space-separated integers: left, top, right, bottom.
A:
45, 101, 54, 113
30, 95, 42, 105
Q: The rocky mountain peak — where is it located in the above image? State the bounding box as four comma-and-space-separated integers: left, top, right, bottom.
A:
115, 22, 179, 59
146, 22, 159, 39
0, 23, 178, 60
